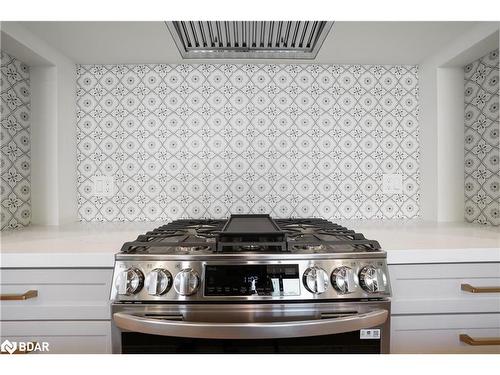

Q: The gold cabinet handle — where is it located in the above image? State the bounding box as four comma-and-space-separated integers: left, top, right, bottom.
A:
0, 290, 38, 300
460, 334, 500, 346
461, 284, 500, 293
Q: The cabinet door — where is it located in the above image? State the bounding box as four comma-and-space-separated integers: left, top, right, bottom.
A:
0, 321, 111, 354
0, 268, 112, 320
389, 263, 500, 314
391, 314, 500, 354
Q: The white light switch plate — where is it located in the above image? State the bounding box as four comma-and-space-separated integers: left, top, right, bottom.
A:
382, 173, 402, 194
92, 175, 115, 197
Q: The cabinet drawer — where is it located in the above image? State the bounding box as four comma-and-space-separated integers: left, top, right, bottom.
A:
389, 263, 500, 314
391, 313, 500, 354
0, 268, 112, 320
0, 320, 111, 354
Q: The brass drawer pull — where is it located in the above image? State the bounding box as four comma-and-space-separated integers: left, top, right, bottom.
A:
0, 290, 38, 300
460, 334, 500, 346
461, 284, 500, 293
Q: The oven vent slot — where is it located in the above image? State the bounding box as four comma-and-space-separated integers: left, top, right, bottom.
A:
165, 21, 334, 59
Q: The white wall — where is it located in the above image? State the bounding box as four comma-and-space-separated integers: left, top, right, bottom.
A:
56, 62, 78, 224
0, 21, 77, 225
436, 68, 466, 221
419, 62, 438, 220
419, 22, 500, 222
2, 20, 499, 225
30, 66, 58, 224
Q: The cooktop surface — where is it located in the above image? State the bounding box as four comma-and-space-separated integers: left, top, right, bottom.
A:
119, 215, 381, 255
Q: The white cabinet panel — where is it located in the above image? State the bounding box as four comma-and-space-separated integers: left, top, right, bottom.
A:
0, 321, 111, 354
0, 268, 113, 320
391, 314, 500, 354
389, 263, 500, 314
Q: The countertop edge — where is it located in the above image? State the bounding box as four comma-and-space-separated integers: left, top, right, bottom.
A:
386, 247, 500, 264
1, 247, 499, 268
0, 253, 115, 268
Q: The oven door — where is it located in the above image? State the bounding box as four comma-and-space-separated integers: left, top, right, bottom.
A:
111, 300, 390, 354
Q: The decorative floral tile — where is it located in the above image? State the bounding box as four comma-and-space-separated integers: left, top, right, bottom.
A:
464, 49, 499, 225
76, 63, 420, 221
0, 50, 31, 230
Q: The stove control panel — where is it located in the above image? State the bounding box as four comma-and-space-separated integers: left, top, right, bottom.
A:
111, 258, 391, 301
205, 264, 300, 296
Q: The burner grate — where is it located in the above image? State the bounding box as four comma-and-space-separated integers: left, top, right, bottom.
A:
275, 218, 381, 252
120, 219, 225, 253
119, 216, 381, 254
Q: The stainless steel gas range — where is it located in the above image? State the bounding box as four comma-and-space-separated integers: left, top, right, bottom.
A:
110, 214, 391, 354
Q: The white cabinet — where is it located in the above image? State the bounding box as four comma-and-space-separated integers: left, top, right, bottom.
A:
390, 263, 500, 314
0, 267, 113, 354
0, 268, 112, 320
0, 321, 111, 354
392, 314, 500, 354
389, 262, 500, 354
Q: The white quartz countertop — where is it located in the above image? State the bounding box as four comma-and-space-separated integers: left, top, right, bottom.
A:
1, 220, 499, 268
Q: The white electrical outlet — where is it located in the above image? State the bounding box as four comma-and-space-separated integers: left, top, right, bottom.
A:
382, 174, 403, 195
92, 175, 115, 198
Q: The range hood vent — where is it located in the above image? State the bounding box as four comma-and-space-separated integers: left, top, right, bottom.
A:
165, 21, 333, 59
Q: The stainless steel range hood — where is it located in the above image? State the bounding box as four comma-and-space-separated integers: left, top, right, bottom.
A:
165, 21, 334, 59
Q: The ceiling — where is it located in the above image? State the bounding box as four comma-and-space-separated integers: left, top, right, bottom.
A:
15, 21, 481, 65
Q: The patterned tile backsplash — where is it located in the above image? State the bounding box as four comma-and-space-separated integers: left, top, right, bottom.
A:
464, 49, 500, 225
0, 51, 31, 230
76, 63, 420, 222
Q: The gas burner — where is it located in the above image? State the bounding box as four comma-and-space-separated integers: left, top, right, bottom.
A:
282, 223, 317, 227
285, 227, 322, 235
185, 224, 218, 230
178, 246, 211, 252
293, 244, 325, 251
283, 223, 316, 228
239, 244, 264, 251
184, 228, 217, 238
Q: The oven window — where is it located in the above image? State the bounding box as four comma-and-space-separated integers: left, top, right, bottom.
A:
121, 331, 381, 354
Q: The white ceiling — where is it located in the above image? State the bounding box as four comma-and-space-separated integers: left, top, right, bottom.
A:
16, 21, 481, 65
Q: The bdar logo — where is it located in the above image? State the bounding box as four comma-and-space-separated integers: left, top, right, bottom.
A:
0, 340, 49, 354
1, 340, 17, 354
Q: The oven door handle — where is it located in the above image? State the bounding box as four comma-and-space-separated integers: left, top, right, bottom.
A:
113, 309, 388, 339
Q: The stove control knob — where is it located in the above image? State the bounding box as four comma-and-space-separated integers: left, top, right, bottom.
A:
116, 267, 144, 295
303, 266, 329, 295
146, 268, 172, 296
359, 265, 386, 293
174, 268, 199, 296
331, 266, 357, 294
